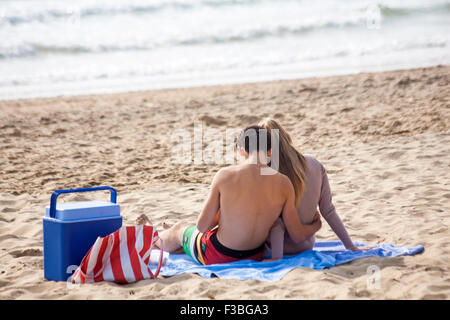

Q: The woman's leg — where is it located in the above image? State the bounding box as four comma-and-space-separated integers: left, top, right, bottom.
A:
284, 235, 316, 254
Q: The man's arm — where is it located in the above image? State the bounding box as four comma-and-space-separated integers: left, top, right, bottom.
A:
281, 177, 322, 243
196, 169, 224, 233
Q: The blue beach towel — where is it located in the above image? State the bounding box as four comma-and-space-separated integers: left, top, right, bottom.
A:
158, 241, 424, 281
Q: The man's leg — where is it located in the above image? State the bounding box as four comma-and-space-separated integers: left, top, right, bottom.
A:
157, 221, 192, 253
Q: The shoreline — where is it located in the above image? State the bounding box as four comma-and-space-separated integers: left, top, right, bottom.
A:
0, 65, 449, 299
1, 63, 448, 104
0, 64, 447, 113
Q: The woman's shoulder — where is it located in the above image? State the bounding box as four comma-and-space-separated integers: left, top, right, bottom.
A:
302, 154, 326, 173
303, 153, 323, 166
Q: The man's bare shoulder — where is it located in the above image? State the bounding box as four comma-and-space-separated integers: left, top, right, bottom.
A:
221, 165, 288, 179
218, 163, 252, 174
215, 165, 291, 185
213, 165, 240, 181
216, 165, 240, 174
276, 172, 294, 193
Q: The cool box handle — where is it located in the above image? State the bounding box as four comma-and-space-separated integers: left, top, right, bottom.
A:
49, 186, 117, 218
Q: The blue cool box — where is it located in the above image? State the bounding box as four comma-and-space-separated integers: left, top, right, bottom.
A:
43, 186, 122, 282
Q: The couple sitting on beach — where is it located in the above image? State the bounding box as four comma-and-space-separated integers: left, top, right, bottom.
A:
158, 119, 365, 265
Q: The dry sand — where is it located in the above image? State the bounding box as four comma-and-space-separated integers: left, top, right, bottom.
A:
0, 65, 449, 299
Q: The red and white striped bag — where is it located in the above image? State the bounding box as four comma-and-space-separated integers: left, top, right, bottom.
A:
71, 225, 163, 284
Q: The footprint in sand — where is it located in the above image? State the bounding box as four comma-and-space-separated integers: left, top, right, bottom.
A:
10, 248, 42, 258
1, 207, 16, 213
198, 115, 227, 126
387, 151, 404, 160
236, 114, 259, 125
379, 192, 394, 200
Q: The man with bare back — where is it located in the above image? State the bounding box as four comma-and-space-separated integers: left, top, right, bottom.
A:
158, 125, 321, 265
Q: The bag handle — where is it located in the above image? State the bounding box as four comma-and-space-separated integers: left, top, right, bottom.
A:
148, 236, 164, 279
49, 186, 117, 218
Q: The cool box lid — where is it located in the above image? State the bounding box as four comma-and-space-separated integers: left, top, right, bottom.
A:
45, 200, 121, 221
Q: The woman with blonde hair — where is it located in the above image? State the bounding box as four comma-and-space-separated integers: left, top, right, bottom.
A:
259, 118, 362, 259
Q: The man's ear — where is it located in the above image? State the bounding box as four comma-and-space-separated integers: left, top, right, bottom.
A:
267, 149, 272, 158
239, 147, 248, 158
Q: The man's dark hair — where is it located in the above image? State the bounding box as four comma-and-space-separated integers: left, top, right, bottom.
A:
237, 125, 271, 154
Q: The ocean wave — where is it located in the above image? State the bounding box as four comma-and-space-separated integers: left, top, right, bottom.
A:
2, 35, 448, 88
1, 0, 449, 26
1, 31, 447, 66
3, 23, 449, 60
0, 0, 267, 25
0, 17, 365, 59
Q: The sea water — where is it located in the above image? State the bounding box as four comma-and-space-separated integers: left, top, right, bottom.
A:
0, 0, 449, 100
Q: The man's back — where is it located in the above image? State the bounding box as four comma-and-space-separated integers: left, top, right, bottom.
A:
215, 163, 288, 251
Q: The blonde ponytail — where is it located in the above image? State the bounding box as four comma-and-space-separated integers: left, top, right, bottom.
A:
259, 118, 307, 206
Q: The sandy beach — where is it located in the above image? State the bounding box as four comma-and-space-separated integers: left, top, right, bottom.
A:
0, 65, 449, 299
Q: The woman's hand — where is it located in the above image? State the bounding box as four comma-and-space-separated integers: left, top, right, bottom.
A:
312, 210, 320, 222
311, 210, 322, 232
